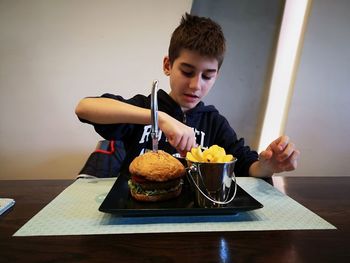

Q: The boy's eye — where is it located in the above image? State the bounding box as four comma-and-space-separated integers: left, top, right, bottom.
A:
180, 69, 214, 80
181, 70, 193, 77
202, 75, 212, 80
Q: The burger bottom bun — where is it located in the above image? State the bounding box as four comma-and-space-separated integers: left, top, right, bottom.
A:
130, 186, 182, 202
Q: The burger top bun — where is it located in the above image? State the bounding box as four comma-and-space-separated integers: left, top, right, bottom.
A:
129, 150, 185, 182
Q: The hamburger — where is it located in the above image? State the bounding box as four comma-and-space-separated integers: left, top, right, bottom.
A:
128, 150, 185, 202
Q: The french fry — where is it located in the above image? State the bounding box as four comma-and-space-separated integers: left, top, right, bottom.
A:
191, 147, 203, 161
209, 145, 225, 162
186, 152, 198, 162
221, 154, 233, 163
187, 145, 234, 163
203, 151, 215, 162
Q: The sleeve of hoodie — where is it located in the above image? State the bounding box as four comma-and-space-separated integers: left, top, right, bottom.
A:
78, 93, 149, 141
214, 116, 258, 177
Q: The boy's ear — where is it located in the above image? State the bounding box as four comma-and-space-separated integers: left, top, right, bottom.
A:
163, 56, 171, 76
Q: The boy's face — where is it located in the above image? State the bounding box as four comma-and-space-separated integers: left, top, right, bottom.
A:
163, 49, 219, 112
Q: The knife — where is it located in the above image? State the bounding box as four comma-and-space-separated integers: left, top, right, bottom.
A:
151, 80, 159, 152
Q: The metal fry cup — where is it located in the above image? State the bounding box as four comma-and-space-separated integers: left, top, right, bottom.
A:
186, 158, 237, 208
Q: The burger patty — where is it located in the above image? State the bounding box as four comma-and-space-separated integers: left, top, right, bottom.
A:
131, 175, 182, 191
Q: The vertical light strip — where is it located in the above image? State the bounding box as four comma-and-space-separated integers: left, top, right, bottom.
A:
258, 0, 311, 152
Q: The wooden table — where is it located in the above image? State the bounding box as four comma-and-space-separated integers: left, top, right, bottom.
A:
1, 177, 349, 263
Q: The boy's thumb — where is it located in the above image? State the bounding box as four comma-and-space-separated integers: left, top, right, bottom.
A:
259, 149, 273, 161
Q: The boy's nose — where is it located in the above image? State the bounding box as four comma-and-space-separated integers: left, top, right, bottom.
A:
189, 75, 201, 90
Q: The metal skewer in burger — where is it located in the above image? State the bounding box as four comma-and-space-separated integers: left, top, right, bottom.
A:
127, 80, 185, 202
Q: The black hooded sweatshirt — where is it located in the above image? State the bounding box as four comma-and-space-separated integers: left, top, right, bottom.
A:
79, 89, 258, 177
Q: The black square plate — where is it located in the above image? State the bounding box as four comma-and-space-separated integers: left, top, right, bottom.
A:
99, 174, 263, 217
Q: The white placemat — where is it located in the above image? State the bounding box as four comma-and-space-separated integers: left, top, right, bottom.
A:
13, 177, 335, 236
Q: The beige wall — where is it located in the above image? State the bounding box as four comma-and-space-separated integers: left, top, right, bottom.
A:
0, 0, 192, 180
1, 0, 348, 180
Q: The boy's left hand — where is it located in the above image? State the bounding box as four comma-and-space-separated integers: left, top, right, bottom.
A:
258, 135, 300, 175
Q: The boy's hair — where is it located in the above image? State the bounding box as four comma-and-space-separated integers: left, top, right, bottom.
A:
168, 13, 226, 69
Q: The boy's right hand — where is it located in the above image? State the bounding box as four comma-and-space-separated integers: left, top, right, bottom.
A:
158, 112, 197, 156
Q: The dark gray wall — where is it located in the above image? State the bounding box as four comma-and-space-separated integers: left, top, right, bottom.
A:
191, 0, 284, 149
285, 0, 350, 176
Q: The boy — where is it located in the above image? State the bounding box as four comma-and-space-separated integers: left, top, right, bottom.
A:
76, 13, 299, 177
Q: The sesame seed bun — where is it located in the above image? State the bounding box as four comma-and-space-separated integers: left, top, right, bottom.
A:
128, 150, 186, 202
129, 150, 185, 182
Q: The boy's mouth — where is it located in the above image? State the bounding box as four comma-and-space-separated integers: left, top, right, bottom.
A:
183, 93, 199, 104
184, 93, 199, 99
